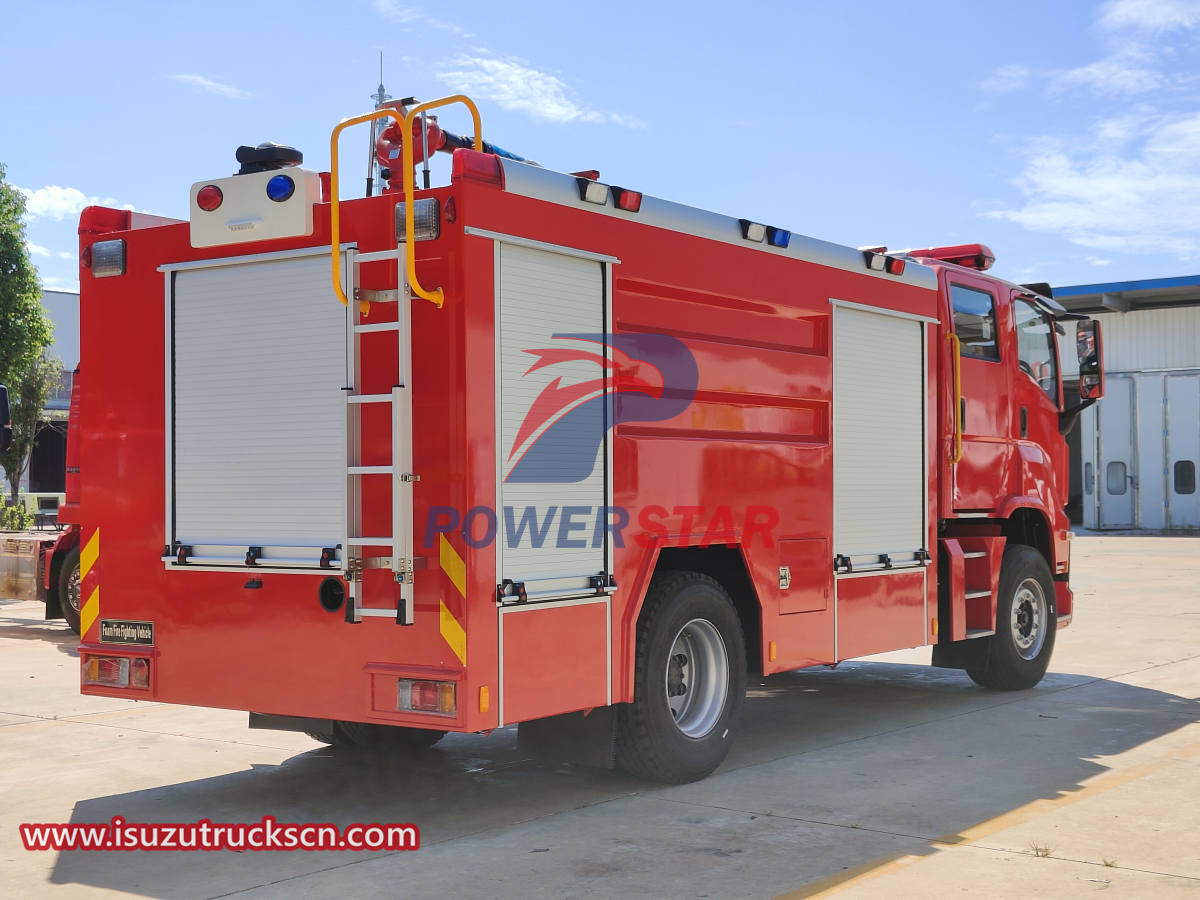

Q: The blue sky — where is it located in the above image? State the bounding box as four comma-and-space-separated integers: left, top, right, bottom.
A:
3, 0, 1199, 295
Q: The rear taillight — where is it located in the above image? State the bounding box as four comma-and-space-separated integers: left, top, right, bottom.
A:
397, 679, 456, 716
83, 655, 150, 689
84, 656, 128, 686
130, 658, 150, 689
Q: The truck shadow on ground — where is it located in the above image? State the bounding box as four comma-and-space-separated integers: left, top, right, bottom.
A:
47, 661, 1199, 898
0, 601, 78, 656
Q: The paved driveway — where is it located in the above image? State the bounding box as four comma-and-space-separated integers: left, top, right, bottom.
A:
2, 535, 1197, 898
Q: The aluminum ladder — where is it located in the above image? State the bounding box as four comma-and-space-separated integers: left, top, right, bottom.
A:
342, 245, 416, 625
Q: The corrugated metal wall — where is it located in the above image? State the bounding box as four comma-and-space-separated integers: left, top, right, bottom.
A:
1062, 306, 1200, 377
1071, 306, 1200, 531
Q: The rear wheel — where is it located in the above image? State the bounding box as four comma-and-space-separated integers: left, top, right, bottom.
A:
968, 545, 1057, 690
58, 546, 82, 635
616, 571, 746, 784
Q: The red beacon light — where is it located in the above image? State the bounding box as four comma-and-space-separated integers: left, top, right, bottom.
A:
906, 243, 995, 271
196, 185, 224, 212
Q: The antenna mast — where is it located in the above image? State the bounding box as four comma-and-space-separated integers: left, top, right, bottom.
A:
366, 53, 391, 197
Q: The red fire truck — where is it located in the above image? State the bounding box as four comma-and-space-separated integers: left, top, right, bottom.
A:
74, 96, 1104, 783
42, 369, 83, 633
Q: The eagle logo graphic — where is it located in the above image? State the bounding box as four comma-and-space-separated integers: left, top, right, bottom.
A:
505, 333, 698, 484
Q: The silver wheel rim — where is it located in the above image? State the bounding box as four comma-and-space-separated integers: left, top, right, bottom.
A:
66, 564, 82, 613
1010, 577, 1047, 660
665, 618, 729, 738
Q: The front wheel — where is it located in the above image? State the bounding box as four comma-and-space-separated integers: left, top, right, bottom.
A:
616, 571, 746, 784
968, 545, 1057, 690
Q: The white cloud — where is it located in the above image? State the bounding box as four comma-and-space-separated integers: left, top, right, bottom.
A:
1056, 53, 1166, 95
1087, 256, 1114, 266
373, 0, 470, 36
986, 112, 1200, 259
980, 64, 1031, 93
168, 74, 250, 99
1098, 0, 1200, 32
19, 185, 132, 221
437, 55, 639, 127
25, 242, 50, 257
57, 251, 74, 260
41, 275, 80, 293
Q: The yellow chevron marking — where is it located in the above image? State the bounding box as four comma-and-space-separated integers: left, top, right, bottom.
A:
438, 533, 466, 599
80, 586, 100, 638
80, 528, 100, 580
439, 599, 466, 665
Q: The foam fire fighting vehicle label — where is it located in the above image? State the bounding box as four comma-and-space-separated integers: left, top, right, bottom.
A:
99, 619, 155, 645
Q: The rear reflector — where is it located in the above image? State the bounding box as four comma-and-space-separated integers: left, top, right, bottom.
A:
397, 678, 456, 716
885, 256, 906, 275
90, 239, 126, 278
395, 198, 441, 242
612, 187, 642, 212
451, 149, 505, 187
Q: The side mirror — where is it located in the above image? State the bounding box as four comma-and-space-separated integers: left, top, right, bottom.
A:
0, 385, 10, 453
1076, 319, 1104, 401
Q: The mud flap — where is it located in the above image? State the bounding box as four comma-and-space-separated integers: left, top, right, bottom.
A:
932, 638, 988, 670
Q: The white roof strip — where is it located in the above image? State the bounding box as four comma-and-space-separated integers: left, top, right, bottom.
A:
498, 159, 939, 291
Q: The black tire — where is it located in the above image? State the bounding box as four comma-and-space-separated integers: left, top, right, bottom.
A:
616, 571, 747, 784
967, 545, 1057, 690
305, 726, 336, 744
58, 546, 82, 635
333, 721, 445, 751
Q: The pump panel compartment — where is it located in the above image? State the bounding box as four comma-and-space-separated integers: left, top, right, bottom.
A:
165, 250, 346, 568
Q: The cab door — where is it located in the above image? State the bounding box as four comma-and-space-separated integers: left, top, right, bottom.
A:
1009, 294, 1064, 481
944, 272, 1012, 511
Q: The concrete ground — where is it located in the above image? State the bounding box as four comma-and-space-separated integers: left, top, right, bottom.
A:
2, 535, 1197, 899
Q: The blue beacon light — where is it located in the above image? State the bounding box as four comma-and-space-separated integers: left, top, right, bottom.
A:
266, 174, 296, 202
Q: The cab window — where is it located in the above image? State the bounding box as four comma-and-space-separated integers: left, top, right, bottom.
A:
1014, 299, 1058, 402
950, 285, 999, 359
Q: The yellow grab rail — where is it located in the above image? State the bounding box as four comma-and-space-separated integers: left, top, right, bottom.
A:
329, 108, 401, 312
946, 332, 964, 464
400, 95, 482, 308
327, 95, 483, 312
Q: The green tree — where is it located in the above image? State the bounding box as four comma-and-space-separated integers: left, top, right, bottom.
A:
0, 162, 56, 503
0, 352, 63, 502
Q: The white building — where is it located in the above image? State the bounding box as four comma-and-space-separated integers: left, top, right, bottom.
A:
1054, 276, 1200, 531
23, 290, 79, 495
